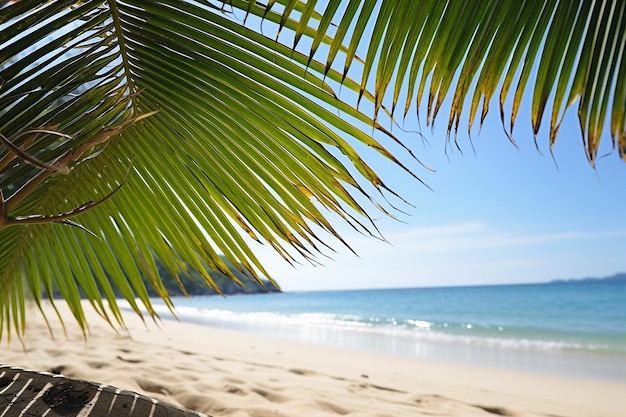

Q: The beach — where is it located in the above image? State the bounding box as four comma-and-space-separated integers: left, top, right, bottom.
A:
1, 301, 624, 417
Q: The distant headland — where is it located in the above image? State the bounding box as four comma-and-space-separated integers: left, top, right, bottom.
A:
46, 255, 280, 300
549, 272, 626, 284
148, 255, 281, 297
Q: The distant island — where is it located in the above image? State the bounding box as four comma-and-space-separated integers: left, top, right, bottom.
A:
549, 272, 626, 284
46, 255, 280, 300
149, 255, 281, 297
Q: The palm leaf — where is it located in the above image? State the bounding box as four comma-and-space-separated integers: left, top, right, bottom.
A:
255, 0, 624, 161
1, 1, 624, 340
0, 1, 413, 338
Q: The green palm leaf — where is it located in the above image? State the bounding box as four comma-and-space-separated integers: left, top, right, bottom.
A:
260, 0, 623, 161
1, 1, 624, 340
0, 1, 412, 338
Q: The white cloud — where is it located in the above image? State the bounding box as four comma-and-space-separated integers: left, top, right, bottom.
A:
248, 221, 626, 291
368, 222, 626, 254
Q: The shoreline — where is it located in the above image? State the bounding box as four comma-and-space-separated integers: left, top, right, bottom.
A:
145, 297, 626, 384
155, 311, 626, 384
1, 301, 625, 417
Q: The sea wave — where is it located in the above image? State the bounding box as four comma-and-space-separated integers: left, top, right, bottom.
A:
146, 304, 622, 354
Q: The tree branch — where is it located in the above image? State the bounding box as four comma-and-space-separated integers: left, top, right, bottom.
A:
0, 131, 72, 174
1, 175, 127, 230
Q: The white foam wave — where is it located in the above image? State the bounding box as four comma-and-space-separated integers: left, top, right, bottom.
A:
144, 304, 614, 353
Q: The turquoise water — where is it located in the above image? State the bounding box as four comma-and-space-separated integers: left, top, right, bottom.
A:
148, 281, 626, 382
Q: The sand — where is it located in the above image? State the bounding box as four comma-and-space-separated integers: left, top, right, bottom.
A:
1, 301, 624, 417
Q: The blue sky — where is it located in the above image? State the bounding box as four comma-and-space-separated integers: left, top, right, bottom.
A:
233, 5, 626, 292
5, 5, 622, 295
253, 90, 626, 292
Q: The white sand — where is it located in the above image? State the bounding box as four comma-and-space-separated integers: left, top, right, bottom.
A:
2, 301, 624, 417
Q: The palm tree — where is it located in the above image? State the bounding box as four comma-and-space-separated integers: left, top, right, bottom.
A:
1, 0, 624, 341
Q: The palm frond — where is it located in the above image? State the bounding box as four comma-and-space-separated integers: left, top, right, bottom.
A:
255, 0, 625, 163
0, 1, 414, 338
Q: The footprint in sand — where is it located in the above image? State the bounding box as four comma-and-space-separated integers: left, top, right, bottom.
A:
370, 383, 406, 393
245, 408, 291, 417
116, 355, 143, 364
224, 384, 247, 396
176, 393, 232, 415
473, 404, 516, 416
315, 400, 351, 415
413, 394, 445, 405
251, 387, 289, 403
85, 361, 109, 369
350, 382, 406, 394
44, 349, 65, 357
137, 378, 172, 396
223, 376, 246, 384
287, 368, 315, 376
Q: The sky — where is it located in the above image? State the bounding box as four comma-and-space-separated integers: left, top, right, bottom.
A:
5, 5, 623, 297
208, 4, 614, 292
250, 75, 626, 292
220, 4, 626, 293
221, 3, 625, 293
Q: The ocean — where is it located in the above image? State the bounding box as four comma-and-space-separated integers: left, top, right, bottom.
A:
147, 281, 626, 382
